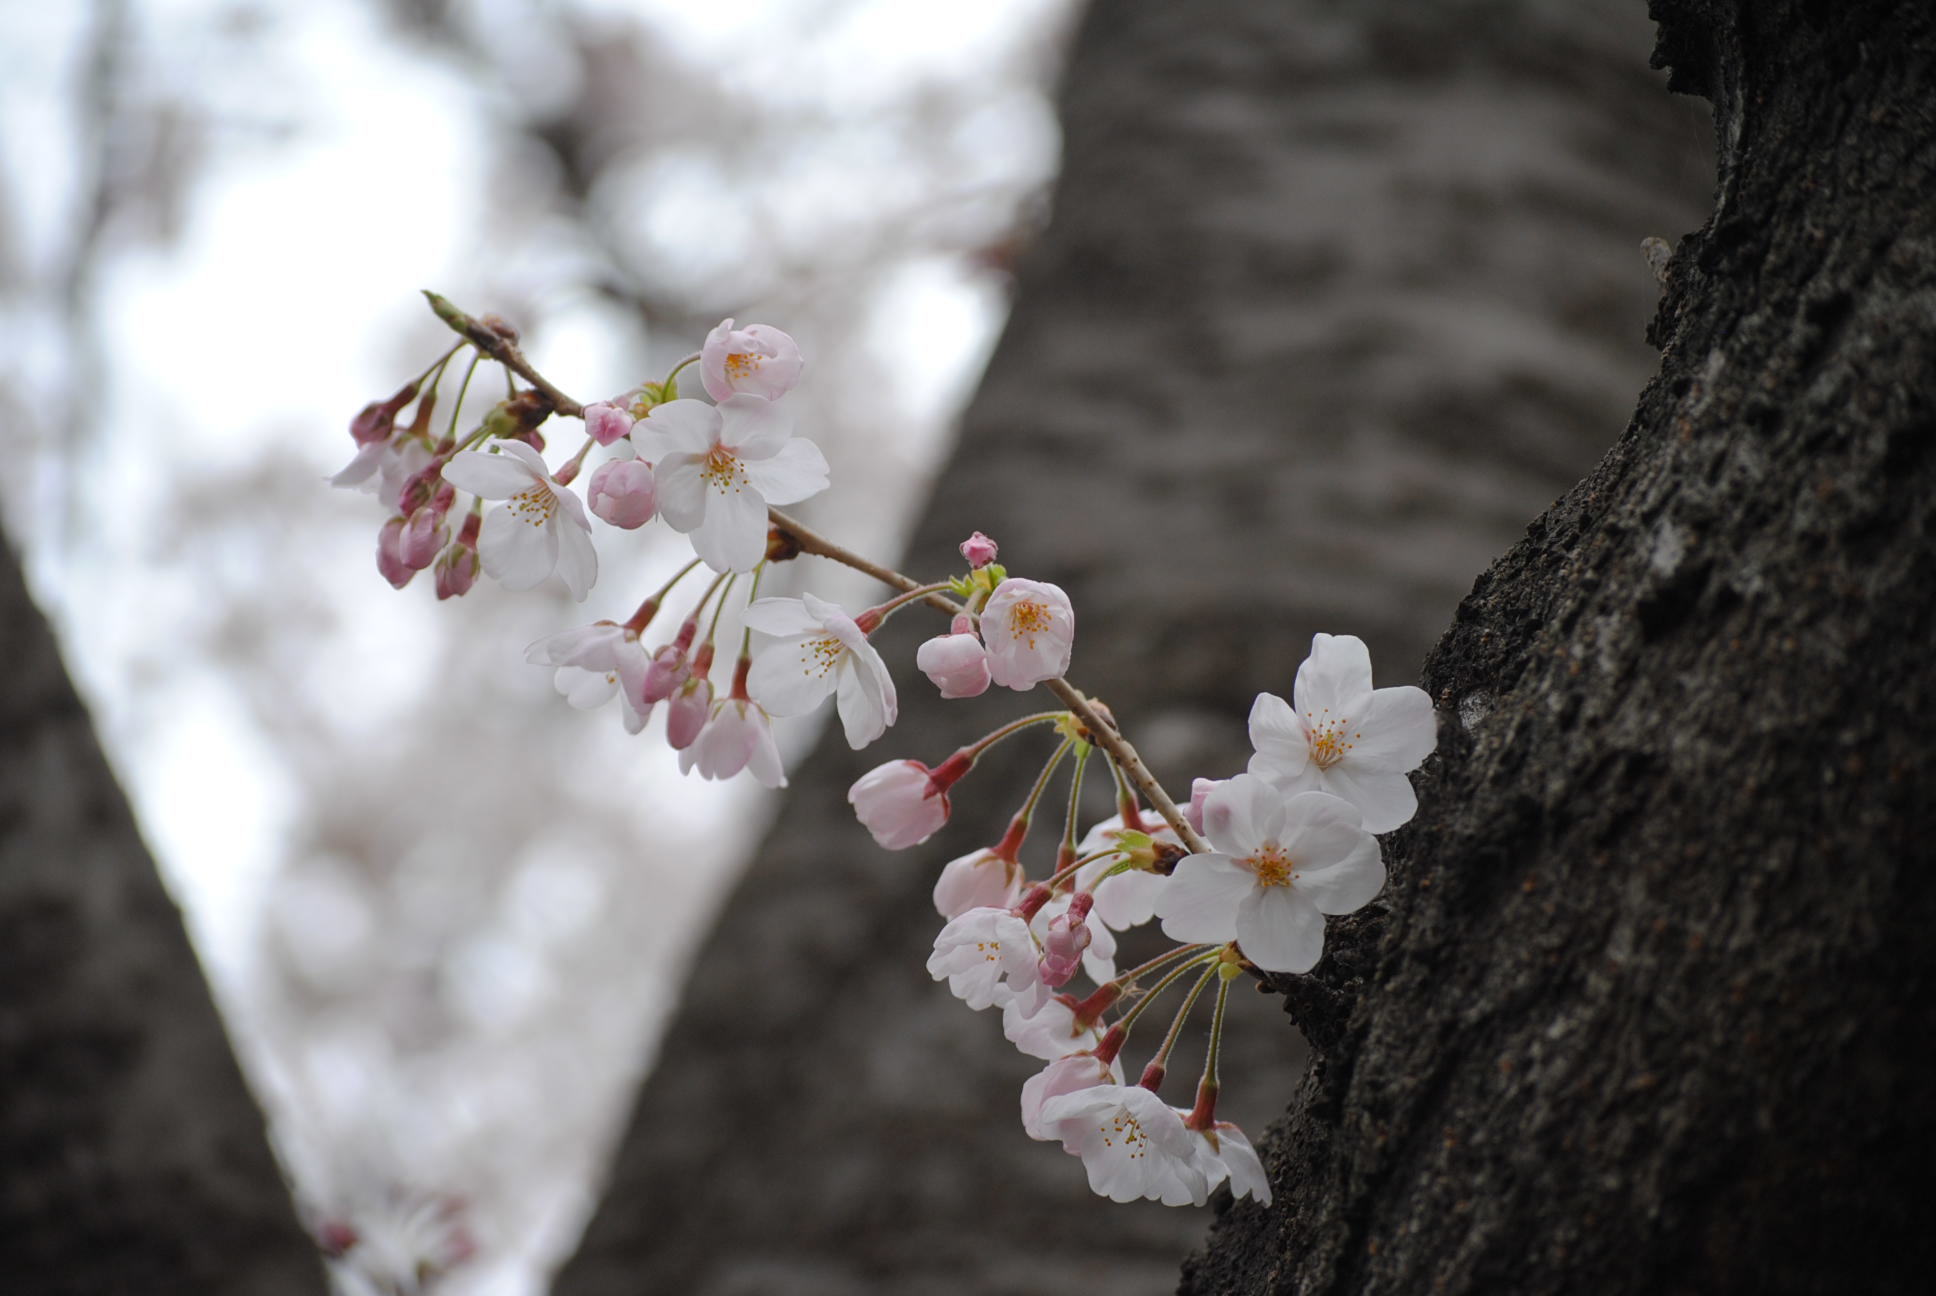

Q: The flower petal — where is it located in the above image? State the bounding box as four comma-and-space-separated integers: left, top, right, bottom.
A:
554, 511, 598, 601
653, 454, 708, 532
1247, 691, 1308, 774
1347, 685, 1438, 772
442, 448, 536, 499
1154, 853, 1252, 945
1202, 773, 1269, 857
1293, 633, 1374, 716
632, 399, 719, 461
478, 503, 558, 589
1319, 763, 1418, 834
688, 475, 768, 572
834, 656, 890, 748
741, 596, 824, 638
743, 437, 830, 506
716, 393, 792, 456
747, 636, 840, 715
1235, 886, 1325, 973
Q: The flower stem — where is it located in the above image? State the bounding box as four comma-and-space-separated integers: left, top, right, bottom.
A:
1138, 962, 1219, 1094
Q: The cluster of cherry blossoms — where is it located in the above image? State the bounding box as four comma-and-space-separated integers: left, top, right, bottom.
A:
336, 299, 1439, 1211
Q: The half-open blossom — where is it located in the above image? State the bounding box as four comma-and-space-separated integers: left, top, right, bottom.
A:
1002, 995, 1106, 1061
636, 396, 827, 572
376, 517, 412, 589
1247, 632, 1437, 833
680, 697, 786, 787
979, 577, 1075, 689
441, 440, 597, 600
1154, 773, 1383, 974
1037, 1084, 1211, 1206
587, 458, 657, 529
700, 319, 803, 402
527, 621, 650, 735
927, 906, 1042, 1012
915, 614, 990, 698
1037, 894, 1094, 988
1021, 1053, 1122, 1140
848, 759, 951, 849
1186, 1121, 1272, 1205
745, 593, 897, 749
335, 438, 432, 512
583, 400, 636, 446
934, 846, 1024, 919
1030, 891, 1117, 984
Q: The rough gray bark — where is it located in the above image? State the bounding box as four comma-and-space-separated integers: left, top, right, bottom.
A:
1182, 2, 1936, 1292
0, 538, 325, 1294
556, 3, 1707, 1292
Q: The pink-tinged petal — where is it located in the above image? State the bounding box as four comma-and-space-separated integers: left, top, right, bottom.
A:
748, 636, 841, 715
1154, 853, 1252, 945
741, 596, 823, 638
834, 656, 891, 749
688, 478, 768, 572
1293, 632, 1375, 716
1347, 685, 1438, 772
442, 448, 536, 499
620, 694, 649, 736
716, 394, 792, 456
693, 707, 758, 780
1247, 691, 1308, 771
555, 666, 616, 710
526, 622, 625, 666
477, 504, 558, 590
651, 454, 707, 532
614, 648, 647, 708
699, 318, 737, 402
1293, 830, 1385, 916
554, 511, 598, 601
632, 399, 719, 461
735, 324, 804, 399
1235, 886, 1326, 973
744, 714, 788, 788
1318, 763, 1418, 834
743, 437, 830, 506
1202, 773, 1269, 857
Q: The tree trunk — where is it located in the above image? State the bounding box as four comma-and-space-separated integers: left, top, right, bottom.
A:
1182, 2, 1936, 1292
0, 538, 325, 1294
556, 2, 1707, 1292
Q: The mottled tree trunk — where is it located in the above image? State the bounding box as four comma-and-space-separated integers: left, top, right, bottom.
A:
0, 539, 324, 1294
1183, 2, 1936, 1292
556, 2, 1707, 1292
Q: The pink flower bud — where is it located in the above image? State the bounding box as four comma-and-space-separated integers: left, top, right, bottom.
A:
400, 506, 448, 570
588, 459, 658, 529
435, 543, 479, 600
915, 619, 991, 699
1189, 776, 1228, 839
1037, 894, 1094, 988
848, 759, 953, 850
376, 517, 413, 589
584, 400, 636, 446
665, 676, 713, 750
641, 644, 691, 705
959, 531, 999, 569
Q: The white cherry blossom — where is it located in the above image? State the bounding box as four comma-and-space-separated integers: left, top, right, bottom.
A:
700, 319, 804, 402
1154, 773, 1384, 974
934, 847, 1023, 918
1186, 1120, 1272, 1205
441, 440, 597, 600
978, 577, 1075, 689
1037, 1084, 1211, 1206
636, 395, 826, 572
526, 622, 649, 734
679, 697, 786, 788
1247, 632, 1437, 832
745, 593, 897, 749
927, 907, 1043, 1013
1002, 994, 1105, 1062
1021, 1053, 1122, 1140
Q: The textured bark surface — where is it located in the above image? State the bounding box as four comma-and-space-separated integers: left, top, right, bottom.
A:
1183, 2, 1936, 1293
0, 539, 325, 1294
556, 2, 1707, 1292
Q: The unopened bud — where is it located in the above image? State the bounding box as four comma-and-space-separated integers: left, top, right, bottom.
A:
959, 531, 998, 569
666, 676, 714, 750
435, 542, 479, 599
584, 401, 636, 447
376, 517, 413, 589
400, 506, 448, 570
588, 459, 658, 529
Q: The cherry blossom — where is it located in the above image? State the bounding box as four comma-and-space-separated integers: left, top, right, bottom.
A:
848, 759, 952, 850
635, 396, 827, 572
927, 906, 1043, 1013
526, 622, 650, 735
934, 846, 1024, 919
665, 675, 713, 750
334, 438, 432, 512
1002, 994, 1106, 1062
979, 577, 1075, 690
700, 319, 804, 402
1036, 1084, 1211, 1206
680, 697, 786, 788
441, 440, 597, 600
745, 593, 897, 749
1247, 632, 1437, 833
959, 530, 999, 569
1154, 773, 1384, 974
915, 614, 991, 698
1021, 1053, 1122, 1140
582, 400, 636, 446
1030, 891, 1117, 984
